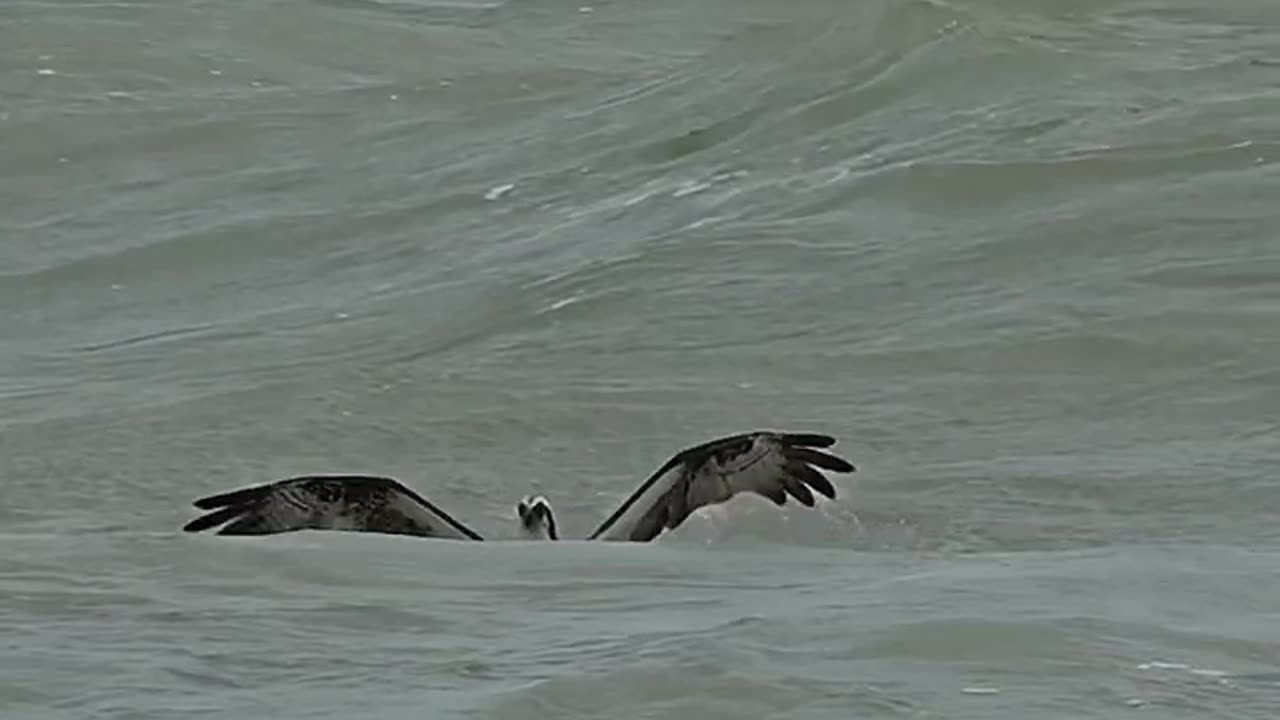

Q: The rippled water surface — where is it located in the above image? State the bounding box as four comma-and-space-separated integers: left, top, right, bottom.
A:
2, 0, 1278, 718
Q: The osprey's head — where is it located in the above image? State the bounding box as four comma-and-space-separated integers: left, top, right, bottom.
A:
515, 495, 558, 540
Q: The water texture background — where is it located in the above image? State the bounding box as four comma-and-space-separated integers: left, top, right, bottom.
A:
2, 0, 1278, 717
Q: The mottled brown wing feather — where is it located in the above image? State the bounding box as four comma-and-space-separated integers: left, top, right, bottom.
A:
590, 431, 855, 542
183, 475, 484, 540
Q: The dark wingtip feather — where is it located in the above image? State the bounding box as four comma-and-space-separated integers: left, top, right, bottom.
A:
779, 433, 836, 448
787, 447, 855, 473
192, 484, 270, 510
810, 474, 837, 499
183, 504, 248, 533
760, 485, 788, 506
786, 461, 837, 500
781, 476, 816, 506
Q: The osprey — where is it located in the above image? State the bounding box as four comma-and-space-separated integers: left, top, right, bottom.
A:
182, 431, 854, 542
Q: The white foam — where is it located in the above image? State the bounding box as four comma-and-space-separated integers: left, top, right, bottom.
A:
1138, 660, 1232, 681
545, 295, 579, 312
672, 181, 712, 198
484, 183, 514, 201
1139, 661, 1189, 670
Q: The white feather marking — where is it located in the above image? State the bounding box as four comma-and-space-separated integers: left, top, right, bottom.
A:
514, 494, 557, 540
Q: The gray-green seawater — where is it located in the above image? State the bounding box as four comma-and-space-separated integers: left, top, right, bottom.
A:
2, 0, 1278, 717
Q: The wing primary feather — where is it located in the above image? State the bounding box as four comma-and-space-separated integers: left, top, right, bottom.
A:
779, 433, 837, 448
215, 514, 279, 535
785, 447, 855, 473
784, 460, 837, 499
183, 504, 250, 533
192, 485, 270, 510
761, 485, 788, 505
779, 475, 816, 506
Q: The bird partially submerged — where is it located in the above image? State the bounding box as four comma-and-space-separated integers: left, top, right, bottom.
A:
516, 495, 558, 540
182, 431, 854, 543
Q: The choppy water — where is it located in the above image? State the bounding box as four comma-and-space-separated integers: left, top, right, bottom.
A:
2, 0, 1279, 718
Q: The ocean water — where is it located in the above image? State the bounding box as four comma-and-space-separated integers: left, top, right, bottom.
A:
2, 0, 1278, 717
